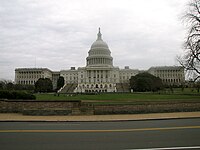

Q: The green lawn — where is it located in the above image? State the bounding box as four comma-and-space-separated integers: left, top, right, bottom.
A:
35, 88, 200, 105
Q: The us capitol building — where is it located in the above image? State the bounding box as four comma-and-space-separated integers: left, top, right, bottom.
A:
15, 28, 185, 93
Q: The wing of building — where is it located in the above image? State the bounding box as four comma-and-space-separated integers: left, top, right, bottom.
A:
15, 28, 185, 93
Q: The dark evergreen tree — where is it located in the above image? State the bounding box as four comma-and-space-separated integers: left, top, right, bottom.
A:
35, 78, 53, 92
57, 76, 65, 90
130, 72, 163, 92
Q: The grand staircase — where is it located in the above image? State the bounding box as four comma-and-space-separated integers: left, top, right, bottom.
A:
116, 83, 130, 92
59, 83, 130, 93
58, 83, 78, 93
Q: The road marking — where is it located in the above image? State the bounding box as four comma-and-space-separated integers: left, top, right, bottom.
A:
127, 146, 200, 150
29, 123, 80, 126
0, 125, 200, 133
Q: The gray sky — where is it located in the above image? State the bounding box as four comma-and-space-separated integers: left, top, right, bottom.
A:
0, 0, 189, 81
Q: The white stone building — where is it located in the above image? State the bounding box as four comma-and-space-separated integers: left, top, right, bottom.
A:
59, 28, 138, 93
15, 28, 185, 93
148, 66, 185, 86
15, 68, 52, 85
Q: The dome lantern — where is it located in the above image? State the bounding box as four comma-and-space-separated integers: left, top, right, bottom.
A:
97, 27, 102, 40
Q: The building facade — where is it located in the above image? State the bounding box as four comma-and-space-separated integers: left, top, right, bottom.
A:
148, 66, 185, 86
15, 68, 52, 85
15, 28, 185, 92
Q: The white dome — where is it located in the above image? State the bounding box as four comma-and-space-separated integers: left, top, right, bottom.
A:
86, 28, 113, 67
91, 39, 109, 49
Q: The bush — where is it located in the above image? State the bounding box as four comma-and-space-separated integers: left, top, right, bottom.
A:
130, 72, 163, 92
0, 90, 36, 100
35, 78, 53, 93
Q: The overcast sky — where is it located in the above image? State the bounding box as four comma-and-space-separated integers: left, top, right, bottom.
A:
0, 0, 189, 81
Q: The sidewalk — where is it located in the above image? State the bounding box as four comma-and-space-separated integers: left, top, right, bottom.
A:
0, 112, 200, 122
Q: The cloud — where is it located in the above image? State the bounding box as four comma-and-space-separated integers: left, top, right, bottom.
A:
0, 0, 189, 80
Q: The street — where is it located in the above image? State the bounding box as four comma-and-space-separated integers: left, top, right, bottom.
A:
0, 118, 200, 150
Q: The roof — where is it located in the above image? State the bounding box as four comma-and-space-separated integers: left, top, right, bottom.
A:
148, 66, 184, 71
15, 68, 52, 72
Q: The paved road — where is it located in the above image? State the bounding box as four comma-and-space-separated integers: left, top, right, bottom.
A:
0, 118, 200, 150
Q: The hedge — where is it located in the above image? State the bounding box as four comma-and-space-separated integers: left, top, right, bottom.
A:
0, 90, 36, 100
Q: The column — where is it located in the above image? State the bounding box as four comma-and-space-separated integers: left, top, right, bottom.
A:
95, 70, 97, 81
103, 70, 105, 82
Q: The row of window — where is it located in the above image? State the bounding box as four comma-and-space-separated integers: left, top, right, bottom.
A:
86, 79, 117, 83
18, 71, 43, 74
78, 84, 113, 88
162, 78, 182, 83
87, 70, 110, 73
17, 80, 36, 85
62, 74, 78, 77
16, 75, 43, 79
120, 76, 130, 80
156, 74, 183, 77
155, 70, 182, 73
88, 75, 108, 78
119, 73, 137, 75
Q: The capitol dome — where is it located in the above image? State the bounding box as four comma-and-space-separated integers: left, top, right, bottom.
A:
86, 28, 113, 67
91, 34, 109, 49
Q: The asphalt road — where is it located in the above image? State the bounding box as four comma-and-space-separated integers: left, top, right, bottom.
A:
0, 118, 200, 150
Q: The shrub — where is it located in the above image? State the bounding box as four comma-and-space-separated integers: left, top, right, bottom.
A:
35, 78, 53, 93
0, 90, 36, 100
130, 72, 163, 92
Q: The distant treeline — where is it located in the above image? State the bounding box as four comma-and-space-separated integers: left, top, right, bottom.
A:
0, 81, 34, 91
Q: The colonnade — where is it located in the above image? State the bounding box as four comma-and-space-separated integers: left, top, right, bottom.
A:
86, 70, 110, 83
87, 58, 112, 65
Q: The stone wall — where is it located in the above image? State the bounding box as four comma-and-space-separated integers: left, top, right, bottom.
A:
94, 102, 200, 115
0, 100, 94, 115
0, 100, 200, 115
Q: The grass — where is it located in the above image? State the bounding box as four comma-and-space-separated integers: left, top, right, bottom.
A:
35, 93, 80, 101
35, 88, 200, 105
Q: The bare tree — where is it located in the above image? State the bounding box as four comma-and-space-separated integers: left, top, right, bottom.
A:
179, 0, 200, 81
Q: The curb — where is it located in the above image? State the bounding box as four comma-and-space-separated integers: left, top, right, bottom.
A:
0, 116, 200, 122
